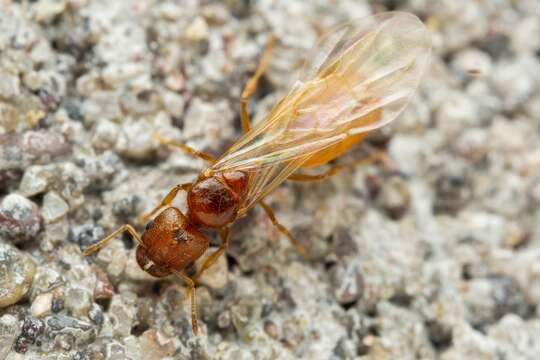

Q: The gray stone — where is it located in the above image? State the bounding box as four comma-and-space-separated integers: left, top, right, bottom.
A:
109, 292, 138, 339
64, 288, 92, 317
0, 243, 36, 308
0, 194, 41, 243
44, 315, 96, 347
18, 166, 49, 197
41, 192, 69, 224
0, 315, 20, 359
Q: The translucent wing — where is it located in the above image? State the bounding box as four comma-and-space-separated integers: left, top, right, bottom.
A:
209, 12, 431, 213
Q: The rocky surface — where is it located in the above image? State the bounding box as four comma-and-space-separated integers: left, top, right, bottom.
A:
1, 0, 540, 359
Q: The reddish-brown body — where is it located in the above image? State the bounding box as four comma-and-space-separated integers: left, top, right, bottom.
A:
135, 171, 249, 277
84, 13, 430, 335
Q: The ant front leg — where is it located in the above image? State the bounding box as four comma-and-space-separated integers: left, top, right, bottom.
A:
193, 227, 230, 283
139, 182, 193, 223
171, 269, 199, 335
83, 224, 143, 256
170, 227, 230, 336
240, 36, 275, 134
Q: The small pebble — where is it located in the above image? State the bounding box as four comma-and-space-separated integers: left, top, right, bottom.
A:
31, 292, 54, 317
33, 0, 66, 23
69, 223, 104, 247
88, 303, 104, 326
0, 193, 41, 243
51, 297, 65, 313
0, 243, 36, 308
263, 320, 279, 340
195, 246, 229, 289
45, 315, 95, 347
184, 17, 209, 42
22, 131, 70, 162
377, 176, 410, 220
18, 166, 49, 197
91, 119, 120, 151
0, 315, 20, 359
41, 191, 69, 224
109, 293, 138, 338
13, 317, 45, 354
139, 329, 175, 358
93, 267, 115, 301
64, 288, 92, 317
331, 261, 365, 305
72, 351, 90, 360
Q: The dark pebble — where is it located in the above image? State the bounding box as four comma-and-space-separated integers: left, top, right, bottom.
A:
72, 351, 90, 360
13, 335, 32, 354
112, 195, 141, 218
69, 223, 104, 247
21, 317, 45, 339
489, 275, 534, 321
13, 317, 45, 354
434, 170, 471, 214
332, 226, 357, 257
52, 297, 65, 313
88, 304, 104, 325
46, 314, 92, 331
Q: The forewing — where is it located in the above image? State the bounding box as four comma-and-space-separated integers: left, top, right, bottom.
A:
210, 12, 431, 212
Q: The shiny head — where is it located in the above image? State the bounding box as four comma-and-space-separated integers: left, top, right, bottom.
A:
136, 207, 209, 276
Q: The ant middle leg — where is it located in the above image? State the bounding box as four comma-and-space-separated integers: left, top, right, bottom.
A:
83, 224, 143, 256
139, 182, 193, 223
259, 200, 307, 257
192, 227, 229, 282
154, 133, 216, 163
240, 36, 275, 134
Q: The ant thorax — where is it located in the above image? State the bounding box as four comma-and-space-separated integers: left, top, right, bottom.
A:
186, 171, 248, 228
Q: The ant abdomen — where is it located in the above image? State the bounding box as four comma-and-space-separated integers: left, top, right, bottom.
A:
187, 171, 248, 228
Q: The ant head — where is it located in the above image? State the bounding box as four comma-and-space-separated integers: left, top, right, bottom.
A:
136, 207, 209, 276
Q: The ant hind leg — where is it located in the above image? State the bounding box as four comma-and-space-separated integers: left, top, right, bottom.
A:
240, 36, 275, 134
259, 200, 307, 257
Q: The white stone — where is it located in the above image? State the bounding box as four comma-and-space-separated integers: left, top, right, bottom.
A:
31, 292, 53, 317
184, 17, 209, 42
42, 191, 69, 224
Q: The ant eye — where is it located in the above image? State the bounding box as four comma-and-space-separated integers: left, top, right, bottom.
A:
145, 220, 155, 231
174, 228, 188, 242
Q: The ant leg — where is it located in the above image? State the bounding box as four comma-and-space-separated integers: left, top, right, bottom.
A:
83, 224, 143, 256
139, 182, 193, 223
154, 133, 216, 164
171, 269, 199, 335
288, 149, 387, 182
240, 36, 275, 134
193, 227, 229, 282
259, 200, 307, 257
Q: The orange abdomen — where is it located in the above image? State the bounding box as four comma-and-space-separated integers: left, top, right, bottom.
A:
300, 108, 381, 168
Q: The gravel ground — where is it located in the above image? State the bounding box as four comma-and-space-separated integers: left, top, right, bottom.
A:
1, 0, 540, 359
